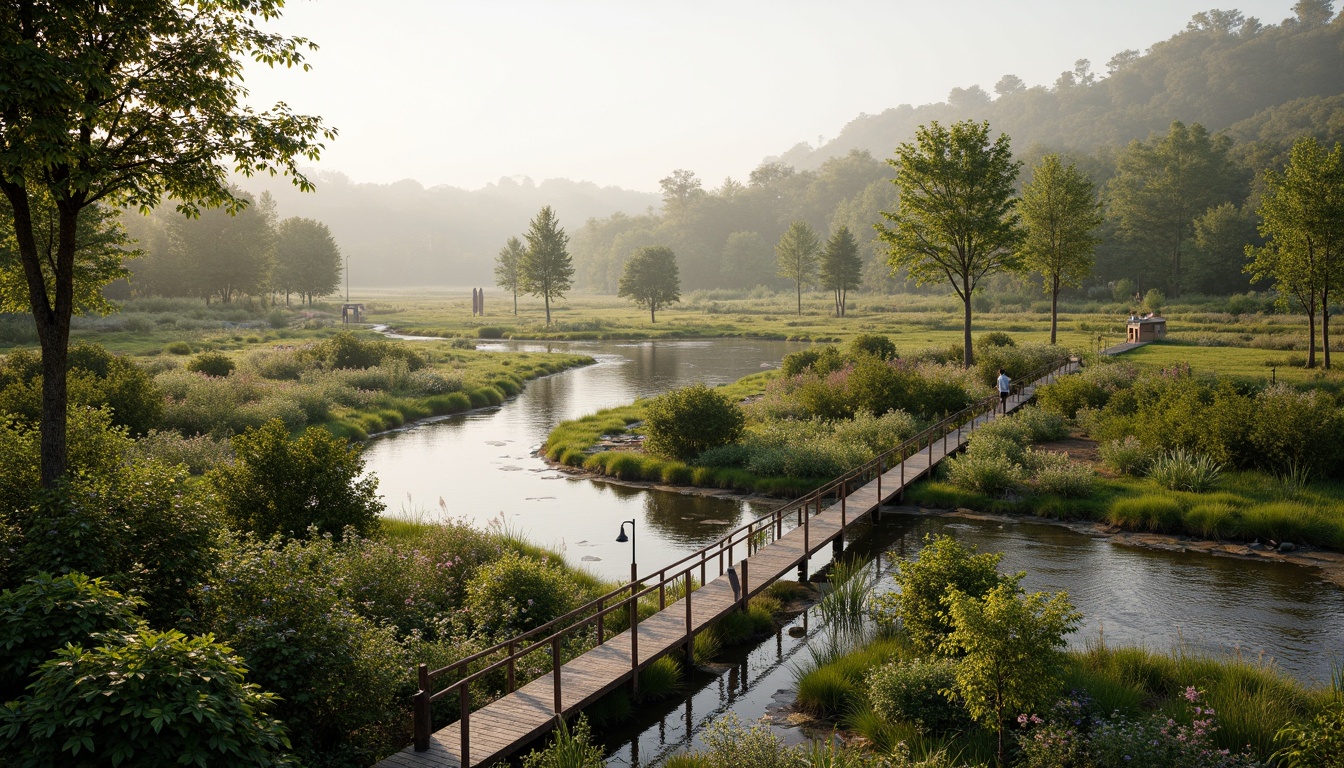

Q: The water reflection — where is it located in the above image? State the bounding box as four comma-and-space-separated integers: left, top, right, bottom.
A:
363, 338, 805, 582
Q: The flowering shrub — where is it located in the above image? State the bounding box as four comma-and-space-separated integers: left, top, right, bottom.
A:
1018, 688, 1264, 768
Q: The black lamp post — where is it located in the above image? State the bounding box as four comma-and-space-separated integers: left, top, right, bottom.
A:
616, 519, 637, 583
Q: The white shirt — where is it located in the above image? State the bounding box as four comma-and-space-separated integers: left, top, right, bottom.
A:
997, 374, 1010, 393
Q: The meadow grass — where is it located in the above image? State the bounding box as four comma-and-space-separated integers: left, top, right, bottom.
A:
908, 467, 1344, 549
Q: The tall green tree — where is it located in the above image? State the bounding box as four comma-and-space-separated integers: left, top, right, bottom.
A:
168, 189, 276, 305
775, 221, 820, 315
819, 225, 862, 317
521, 206, 574, 325
1107, 121, 1241, 296
878, 120, 1023, 367
274, 217, 340, 306
0, 0, 331, 487
1246, 137, 1344, 369
617, 245, 680, 323
494, 235, 526, 315
1019, 154, 1103, 344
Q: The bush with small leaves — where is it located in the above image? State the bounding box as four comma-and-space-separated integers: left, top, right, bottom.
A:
0, 629, 295, 768
867, 657, 969, 733
201, 533, 409, 766
643, 383, 745, 461
187, 350, 237, 377
878, 535, 1017, 654
1098, 436, 1155, 476
0, 343, 163, 435
208, 419, 382, 540
465, 550, 581, 636
849, 334, 898, 361
1030, 451, 1096, 498
700, 712, 805, 768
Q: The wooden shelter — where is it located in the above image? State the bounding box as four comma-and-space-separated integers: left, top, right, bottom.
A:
1126, 315, 1166, 343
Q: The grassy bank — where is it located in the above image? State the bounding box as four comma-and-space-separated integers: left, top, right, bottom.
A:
542, 371, 837, 497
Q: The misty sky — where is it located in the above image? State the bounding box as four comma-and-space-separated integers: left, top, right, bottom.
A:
244, 0, 1303, 194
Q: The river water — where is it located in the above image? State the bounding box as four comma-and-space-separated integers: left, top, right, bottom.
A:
361, 338, 1344, 763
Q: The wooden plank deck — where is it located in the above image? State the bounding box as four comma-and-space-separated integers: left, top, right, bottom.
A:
374, 368, 1068, 768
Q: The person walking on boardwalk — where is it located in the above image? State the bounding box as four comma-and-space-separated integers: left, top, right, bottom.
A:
997, 368, 1011, 414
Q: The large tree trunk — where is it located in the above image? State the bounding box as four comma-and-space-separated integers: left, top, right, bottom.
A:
512, 288, 517, 315
650, 304, 655, 323
3, 186, 78, 487
796, 281, 802, 315
1050, 277, 1060, 345
544, 292, 551, 325
1322, 289, 1331, 370
962, 288, 974, 369
1307, 297, 1318, 368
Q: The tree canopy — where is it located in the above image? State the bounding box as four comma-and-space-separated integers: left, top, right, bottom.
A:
0, 0, 331, 487
819, 226, 862, 317
521, 206, 574, 325
878, 120, 1022, 367
775, 221, 820, 315
274, 217, 341, 306
494, 236, 526, 315
1246, 137, 1344, 368
1019, 154, 1102, 343
617, 245, 681, 323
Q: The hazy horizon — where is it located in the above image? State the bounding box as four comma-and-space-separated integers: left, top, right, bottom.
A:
244, 0, 1303, 194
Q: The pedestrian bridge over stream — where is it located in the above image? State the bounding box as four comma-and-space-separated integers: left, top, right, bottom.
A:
375, 359, 1082, 768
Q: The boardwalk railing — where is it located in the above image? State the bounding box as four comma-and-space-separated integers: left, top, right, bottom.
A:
409, 358, 1077, 760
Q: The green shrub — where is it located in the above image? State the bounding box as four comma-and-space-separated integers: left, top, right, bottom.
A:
1147, 448, 1223, 492
643, 383, 745, 461
0, 629, 295, 768
1098, 436, 1154, 476
1013, 406, 1068, 442
700, 713, 804, 768
187, 351, 236, 377
201, 534, 409, 766
307, 331, 425, 371
868, 657, 969, 733
1107, 494, 1184, 532
465, 550, 580, 635
1031, 453, 1096, 498
208, 419, 382, 540
0, 344, 163, 435
0, 573, 143, 701
1250, 385, 1344, 479
945, 449, 1024, 496
975, 331, 1016, 350
877, 535, 1016, 654
1273, 702, 1344, 768
165, 340, 193, 355
849, 334, 898, 361
1037, 375, 1109, 419
781, 346, 843, 377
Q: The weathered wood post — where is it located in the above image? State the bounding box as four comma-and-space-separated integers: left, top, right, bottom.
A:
413, 665, 431, 752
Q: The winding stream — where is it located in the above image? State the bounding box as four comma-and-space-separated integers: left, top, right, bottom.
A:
361, 338, 1344, 764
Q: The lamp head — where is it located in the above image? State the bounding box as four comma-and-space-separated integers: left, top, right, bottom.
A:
615, 527, 628, 543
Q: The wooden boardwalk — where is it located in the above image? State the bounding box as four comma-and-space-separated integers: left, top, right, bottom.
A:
376, 362, 1078, 768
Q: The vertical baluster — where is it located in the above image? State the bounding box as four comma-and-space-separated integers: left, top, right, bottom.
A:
460, 685, 471, 766
413, 665, 430, 752
552, 637, 562, 713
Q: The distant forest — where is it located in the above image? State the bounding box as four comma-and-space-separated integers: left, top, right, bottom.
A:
197, 2, 1344, 297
